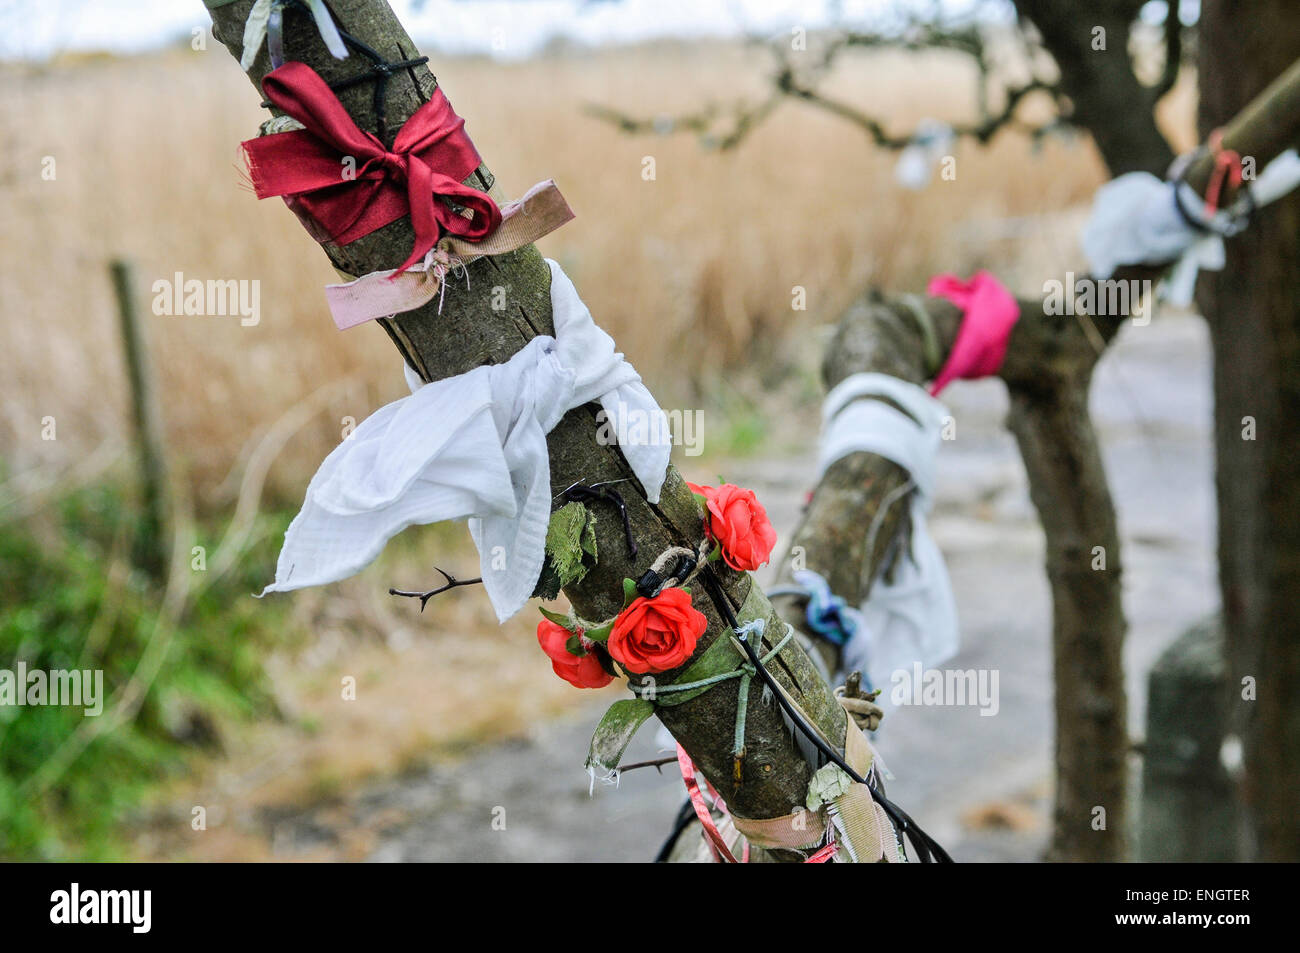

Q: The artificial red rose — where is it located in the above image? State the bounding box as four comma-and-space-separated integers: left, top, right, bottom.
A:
536, 618, 613, 689
607, 587, 707, 674
687, 481, 778, 572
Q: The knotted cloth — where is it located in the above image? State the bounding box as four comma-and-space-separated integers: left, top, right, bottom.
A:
925, 271, 1019, 395
242, 61, 500, 273
817, 372, 959, 690
1081, 148, 1300, 307
260, 259, 671, 622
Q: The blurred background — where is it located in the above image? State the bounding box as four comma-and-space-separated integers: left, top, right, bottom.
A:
0, 0, 1227, 861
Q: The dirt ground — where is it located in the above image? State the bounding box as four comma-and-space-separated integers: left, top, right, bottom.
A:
139, 311, 1215, 863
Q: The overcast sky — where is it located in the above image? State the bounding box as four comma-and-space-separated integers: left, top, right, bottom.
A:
1, 0, 1015, 61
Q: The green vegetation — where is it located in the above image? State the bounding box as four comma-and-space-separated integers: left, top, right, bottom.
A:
0, 483, 292, 860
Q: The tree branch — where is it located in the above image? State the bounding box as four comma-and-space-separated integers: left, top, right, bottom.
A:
1151, 0, 1185, 104
206, 0, 854, 860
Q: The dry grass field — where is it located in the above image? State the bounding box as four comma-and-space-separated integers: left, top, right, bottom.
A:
0, 39, 1177, 500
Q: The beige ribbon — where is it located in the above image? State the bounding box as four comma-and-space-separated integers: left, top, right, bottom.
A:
325, 179, 574, 330
730, 702, 899, 862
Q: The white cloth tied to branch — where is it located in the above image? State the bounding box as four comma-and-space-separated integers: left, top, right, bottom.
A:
261, 258, 671, 622
1081, 148, 1300, 306
893, 119, 955, 191
238, 0, 348, 71
818, 372, 959, 689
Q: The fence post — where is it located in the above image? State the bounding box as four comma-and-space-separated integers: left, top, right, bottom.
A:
110, 258, 170, 579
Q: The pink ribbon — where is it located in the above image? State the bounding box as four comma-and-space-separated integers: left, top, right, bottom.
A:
925, 270, 1020, 396
676, 744, 748, 863
325, 179, 574, 330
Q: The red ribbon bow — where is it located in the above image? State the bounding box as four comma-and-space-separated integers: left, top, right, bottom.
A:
241, 62, 501, 272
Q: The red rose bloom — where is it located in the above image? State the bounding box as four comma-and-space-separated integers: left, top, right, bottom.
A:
607, 587, 707, 674
687, 481, 778, 572
536, 618, 613, 689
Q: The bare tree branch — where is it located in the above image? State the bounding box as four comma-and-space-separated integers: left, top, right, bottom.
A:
1151, 0, 1186, 104
587, 12, 1069, 155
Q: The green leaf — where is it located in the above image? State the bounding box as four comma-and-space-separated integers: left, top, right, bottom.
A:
530, 558, 563, 602
656, 634, 744, 707
544, 502, 599, 589
585, 698, 656, 774
622, 577, 638, 608
538, 605, 577, 631
584, 619, 614, 643
565, 634, 587, 656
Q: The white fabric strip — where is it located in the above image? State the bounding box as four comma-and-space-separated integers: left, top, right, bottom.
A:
1081, 149, 1300, 306
261, 258, 671, 622
818, 372, 959, 689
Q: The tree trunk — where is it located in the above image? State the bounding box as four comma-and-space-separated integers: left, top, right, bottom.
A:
1197, 0, 1300, 861
1005, 368, 1128, 861
1011, 0, 1175, 176
205, 0, 849, 857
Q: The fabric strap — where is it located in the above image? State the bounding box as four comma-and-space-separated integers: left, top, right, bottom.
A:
817, 372, 960, 689
730, 715, 898, 862
925, 271, 1019, 395
324, 179, 574, 329
242, 61, 499, 273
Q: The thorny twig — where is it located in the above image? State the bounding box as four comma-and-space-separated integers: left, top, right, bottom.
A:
615, 756, 679, 774
390, 567, 484, 611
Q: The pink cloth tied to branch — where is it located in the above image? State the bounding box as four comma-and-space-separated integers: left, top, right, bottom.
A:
242, 61, 500, 273
325, 179, 575, 329
925, 270, 1020, 396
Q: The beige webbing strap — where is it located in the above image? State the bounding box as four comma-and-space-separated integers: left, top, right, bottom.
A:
729, 700, 900, 861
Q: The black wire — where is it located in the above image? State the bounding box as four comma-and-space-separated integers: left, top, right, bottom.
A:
559, 483, 638, 558
1170, 146, 1256, 238
653, 799, 699, 863
258, 0, 432, 142
697, 566, 953, 863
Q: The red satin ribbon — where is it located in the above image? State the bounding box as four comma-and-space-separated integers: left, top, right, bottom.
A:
241, 62, 501, 272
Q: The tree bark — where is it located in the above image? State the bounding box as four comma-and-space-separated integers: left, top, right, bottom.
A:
1011, 0, 1176, 176
1005, 366, 1128, 861
205, 0, 849, 855
1197, 0, 1300, 861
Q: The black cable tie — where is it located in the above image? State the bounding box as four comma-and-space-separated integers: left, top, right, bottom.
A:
256, 0, 433, 142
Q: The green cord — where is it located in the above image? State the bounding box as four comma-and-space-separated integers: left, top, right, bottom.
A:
897, 292, 943, 377
643, 624, 794, 766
